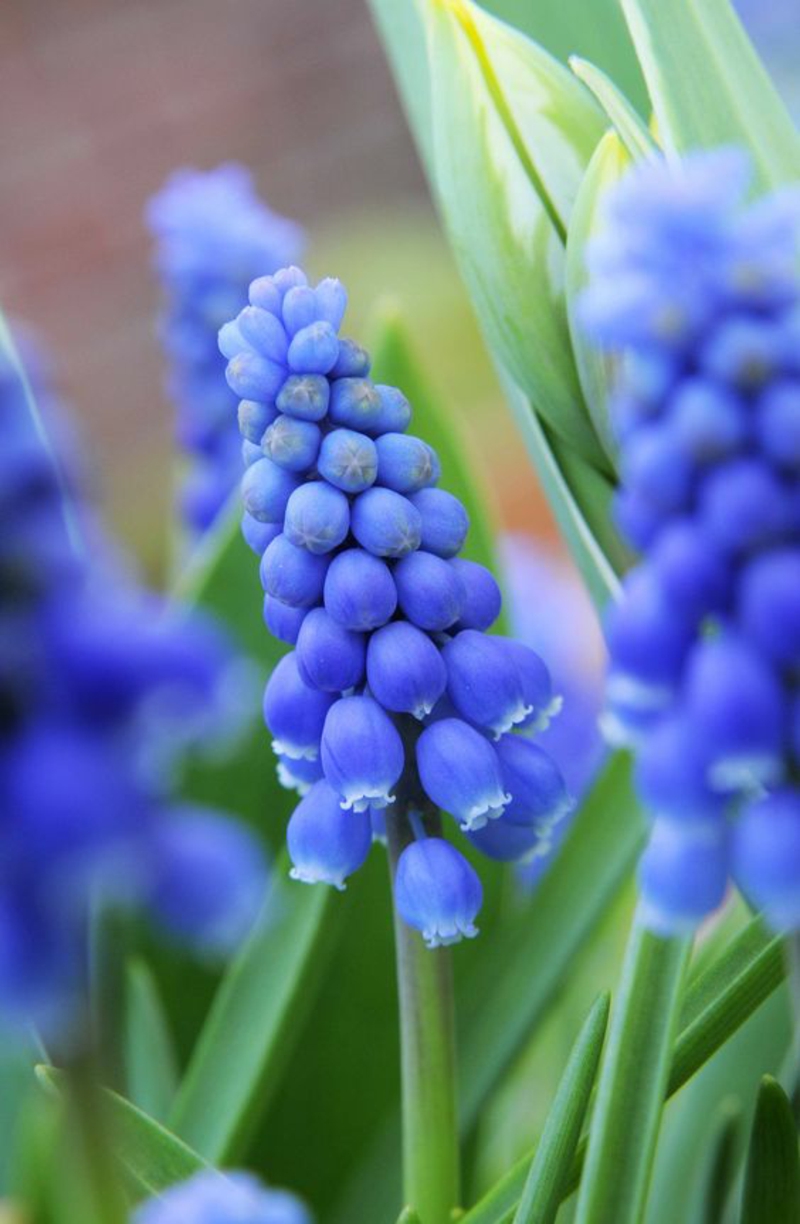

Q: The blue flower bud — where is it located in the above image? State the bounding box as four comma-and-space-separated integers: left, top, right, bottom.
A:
321, 695, 404, 812
495, 735, 573, 831
276, 373, 330, 421
236, 305, 289, 363
410, 488, 469, 558
375, 433, 439, 493
276, 752, 323, 796
241, 439, 263, 467
732, 790, 800, 930
613, 486, 662, 551
262, 652, 335, 759
394, 551, 463, 631
650, 519, 731, 622
323, 548, 398, 630
620, 422, 692, 514
226, 351, 285, 402
273, 265, 308, 296
668, 377, 748, 462
313, 277, 348, 330
249, 275, 284, 312
287, 780, 372, 889
331, 337, 371, 378
351, 487, 422, 558
218, 319, 245, 359
605, 569, 693, 707
133, 1169, 311, 1224
366, 621, 447, 718
150, 807, 266, 955
757, 380, 800, 470
329, 378, 383, 431
449, 558, 501, 630
317, 428, 378, 493
282, 284, 318, 335
635, 716, 725, 825
238, 399, 278, 444
373, 384, 412, 434
283, 482, 350, 554
639, 818, 729, 935
443, 631, 533, 737
701, 316, 782, 390
394, 837, 482, 947
286, 321, 340, 374
263, 594, 307, 645
262, 415, 321, 473
242, 514, 280, 557
683, 633, 785, 790
241, 457, 300, 523
466, 817, 543, 862
260, 534, 329, 607
295, 607, 366, 692
699, 457, 790, 554
738, 547, 800, 666
416, 718, 509, 830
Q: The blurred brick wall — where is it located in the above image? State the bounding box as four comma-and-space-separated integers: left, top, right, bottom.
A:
0, 0, 426, 566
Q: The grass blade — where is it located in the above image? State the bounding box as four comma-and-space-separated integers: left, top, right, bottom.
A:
123, 960, 179, 1124
740, 1076, 800, 1224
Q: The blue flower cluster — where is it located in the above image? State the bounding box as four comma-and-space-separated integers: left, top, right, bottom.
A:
582, 148, 800, 935
134, 1169, 310, 1224
147, 165, 303, 534
221, 267, 571, 947
0, 340, 266, 1032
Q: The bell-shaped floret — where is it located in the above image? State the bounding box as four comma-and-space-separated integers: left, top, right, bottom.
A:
416, 718, 509, 831
449, 558, 501, 630
323, 548, 397, 630
262, 415, 321, 473
259, 534, 330, 607
699, 457, 790, 554
394, 837, 482, 947
295, 607, 366, 693
650, 519, 732, 623
738, 547, 800, 667
443, 631, 532, 738
683, 633, 785, 791
262, 652, 335, 760
366, 621, 447, 719
466, 816, 544, 862
495, 736, 573, 832
635, 716, 726, 825
499, 639, 559, 731
317, 428, 378, 493
321, 695, 404, 812
283, 482, 350, 555
732, 790, 800, 930
287, 780, 372, 889
638, 818, 729, 936
241, 457, 300, 523
262, 594, 307, 645
275, 373, 330, 421
276, 752, 323, 796
375, 433, 439, 493
410, 488, 469, 558
394, 551, 464, 631
757, 380, 800, 470
351, 487, 422, 558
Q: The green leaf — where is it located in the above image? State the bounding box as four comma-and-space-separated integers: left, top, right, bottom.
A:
123, 960, 179, 1124
36, 1066, 205, 1201
574, 926, 691, 1224
690, 1100, 743, 1224
568, 58, 656, 161
740, 1076, 800, 1224
397, 1210, 424, 1224
512, 992, 610, 1224
168, 860, 340, 1162
620, 0, 800, 190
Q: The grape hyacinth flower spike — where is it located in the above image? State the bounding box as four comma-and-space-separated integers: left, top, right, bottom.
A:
133, 1169, 311, 1224
582, 147, 800, 936
221, 266, 570, 945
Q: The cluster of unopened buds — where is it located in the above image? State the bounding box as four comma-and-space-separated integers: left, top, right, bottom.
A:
220, 266, 573, 947
582, 148, 800, 935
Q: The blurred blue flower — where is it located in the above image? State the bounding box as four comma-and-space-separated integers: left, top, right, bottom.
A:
133, 1169, 311, 1224
147, 165, 303, 537
583, 148, 800, 935
221, 267, 569, 944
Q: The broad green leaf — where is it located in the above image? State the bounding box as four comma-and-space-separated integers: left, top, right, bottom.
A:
568, 59, 656, 162
512, 992, 610, 1224
740, 1076, 800, 1224
168, 861, 339, 1161
123, 960, 179, 1124
565, 131, 630, 466
620, 0, 800, 190
574, 926, 691, 1224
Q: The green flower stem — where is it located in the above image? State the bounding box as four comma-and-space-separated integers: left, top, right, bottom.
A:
387, 808, 460, 1224
574, 916, 691, 1224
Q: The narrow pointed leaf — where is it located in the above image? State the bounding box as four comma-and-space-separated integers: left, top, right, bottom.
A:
123, 960, 179, 1124
569, 58, 656, 161
513, 992, 610, 1224
692, 1101, 743, 1224
620, 0, 800, 190
740, 1076, 800, 1224
168, 861, 339, 1161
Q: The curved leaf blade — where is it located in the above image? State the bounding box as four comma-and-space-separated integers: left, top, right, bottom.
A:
740, 1076, 800, 1224
568, 58, 656, 162
123, 960, 179, 1124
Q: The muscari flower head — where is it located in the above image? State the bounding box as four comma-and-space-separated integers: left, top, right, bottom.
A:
221, 267, 569, 946
147, 165, 304, 536
133, 1168, 311, 1224
582, 147, 800, 936
0, 338, 266, 1036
